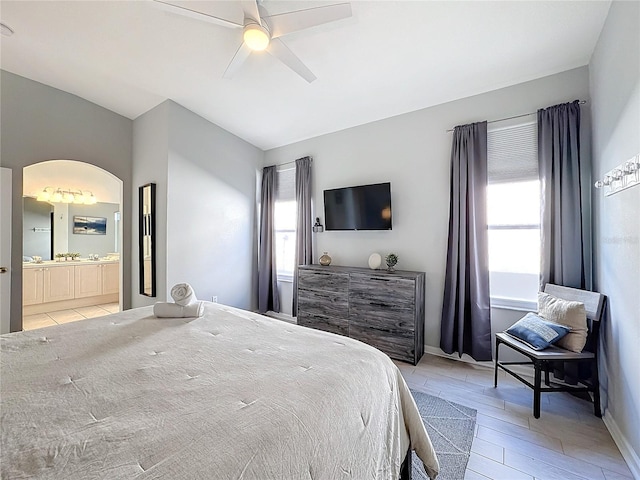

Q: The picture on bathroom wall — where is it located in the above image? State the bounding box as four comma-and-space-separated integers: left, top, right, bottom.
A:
73, 216, 107, 235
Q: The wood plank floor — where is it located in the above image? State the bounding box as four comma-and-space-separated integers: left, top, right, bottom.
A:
395, 354, 633, 480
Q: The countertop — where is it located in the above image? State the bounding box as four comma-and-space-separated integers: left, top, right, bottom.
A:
23, 259, 120, 268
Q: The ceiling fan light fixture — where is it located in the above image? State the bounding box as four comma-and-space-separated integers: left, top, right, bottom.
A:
243, 23, 270, 51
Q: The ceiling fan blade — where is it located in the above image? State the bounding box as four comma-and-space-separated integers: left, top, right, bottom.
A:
223, 42, 252, 79
266, 38, 317, 83
153, 0, 243, 28
240, 0, 262, 25
264, 3, 352, 38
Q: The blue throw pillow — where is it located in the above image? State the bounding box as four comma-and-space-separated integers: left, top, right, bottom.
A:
505, 313, 571, 350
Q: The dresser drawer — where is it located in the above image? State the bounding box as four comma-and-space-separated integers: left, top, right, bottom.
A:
296, 266, 424, 365
299, 270, 349, 293
298, 289, 348, 318
349, 298, 415, 332
349, 325, 415, 363
298, 313, 349, 336
349, 273, 416, 305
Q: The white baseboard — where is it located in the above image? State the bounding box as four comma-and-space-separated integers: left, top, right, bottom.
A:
602, 410, 640, 479
423, 345, 493, 368
423, 346, 535, 379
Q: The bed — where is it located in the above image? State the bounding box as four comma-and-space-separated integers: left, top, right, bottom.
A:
1, 302, 439, 479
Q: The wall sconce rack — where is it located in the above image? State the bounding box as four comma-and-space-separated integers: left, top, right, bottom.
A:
594, 154, 640, 197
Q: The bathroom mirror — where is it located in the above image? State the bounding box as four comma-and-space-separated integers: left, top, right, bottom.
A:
139, 183, 156, 297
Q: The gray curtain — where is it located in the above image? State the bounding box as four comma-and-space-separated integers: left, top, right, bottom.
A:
441, 121, 492, 361
538, 100, 586, 289
292, 156, 313, 316
538, 100, 587, 384
258, 166, 280, 313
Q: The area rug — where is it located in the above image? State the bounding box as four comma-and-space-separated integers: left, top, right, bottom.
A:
409, 389, 477, 480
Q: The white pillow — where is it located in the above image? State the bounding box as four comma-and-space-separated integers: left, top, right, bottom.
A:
537, 291, 588, 353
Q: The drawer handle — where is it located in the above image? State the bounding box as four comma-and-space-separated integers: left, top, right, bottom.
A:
370, 301, 390, 308
371, 277, 389, 282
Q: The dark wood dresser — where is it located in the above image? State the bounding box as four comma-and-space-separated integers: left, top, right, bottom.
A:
297, 265, 425, 365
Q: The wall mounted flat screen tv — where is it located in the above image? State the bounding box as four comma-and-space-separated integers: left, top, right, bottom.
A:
324, 182, 392, 231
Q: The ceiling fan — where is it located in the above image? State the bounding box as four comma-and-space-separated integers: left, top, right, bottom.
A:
154, 0, 352, 82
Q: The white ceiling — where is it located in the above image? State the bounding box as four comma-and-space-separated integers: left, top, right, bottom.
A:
0, 1, 611, 150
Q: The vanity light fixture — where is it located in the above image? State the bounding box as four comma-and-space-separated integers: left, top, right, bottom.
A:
594, 154, 640, 196
0, 22, 14, 37
36, 188, 51, 202
36, 187, 98, 205
62, 191, 75, 203
52, 189, 63, 202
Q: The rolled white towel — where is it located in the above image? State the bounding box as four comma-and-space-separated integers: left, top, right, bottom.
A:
171, 283, 196, 306
153, 301, 204, 318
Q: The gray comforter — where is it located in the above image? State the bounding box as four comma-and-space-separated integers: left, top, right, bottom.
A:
1, 303, 438, 479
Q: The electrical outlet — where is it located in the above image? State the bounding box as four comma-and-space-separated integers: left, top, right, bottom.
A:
211, 296, 218, 303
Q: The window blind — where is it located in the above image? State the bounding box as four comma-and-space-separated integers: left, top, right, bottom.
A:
487, 122, 538, 184
276, 167, 296, 202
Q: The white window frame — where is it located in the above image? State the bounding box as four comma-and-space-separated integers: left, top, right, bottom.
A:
487, 201, 540, 311
274, 167, 296, 283
487, 121, 540, 311
274, 227, 295, 283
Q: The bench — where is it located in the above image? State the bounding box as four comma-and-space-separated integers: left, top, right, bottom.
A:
493, 284, 606, 419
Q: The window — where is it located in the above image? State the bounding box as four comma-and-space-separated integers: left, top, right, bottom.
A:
487, 122, 540, 309
274, 167, 296, 281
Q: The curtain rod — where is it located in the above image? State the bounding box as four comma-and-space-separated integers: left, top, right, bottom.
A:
271, 157, 314, 168
445, 100, 587, 133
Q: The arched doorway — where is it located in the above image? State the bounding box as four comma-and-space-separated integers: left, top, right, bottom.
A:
21, 160, 123, 330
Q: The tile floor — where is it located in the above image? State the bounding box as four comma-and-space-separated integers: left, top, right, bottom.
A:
22, 303, 120, 330
395, 354, 633, 480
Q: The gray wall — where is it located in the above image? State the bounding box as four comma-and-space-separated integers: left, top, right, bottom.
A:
131, 102, 169, 307
589, 0, 640, 470
67, 202, 120, 257
167, 102, 262, 310
265, 66, 591, 359
0, 71, 133, 332
23, 197, 52, 260
131, 101, 262, 310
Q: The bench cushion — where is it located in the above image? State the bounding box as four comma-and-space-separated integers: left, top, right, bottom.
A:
496, 332, 595, 361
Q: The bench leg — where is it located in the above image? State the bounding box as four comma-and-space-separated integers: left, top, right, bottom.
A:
533, 361, 542, 419
494, 337, 500, 388
544, 363, 550, 386
592, 358, 602, 418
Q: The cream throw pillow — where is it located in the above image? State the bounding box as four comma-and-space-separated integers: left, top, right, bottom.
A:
537, 292, 588, 353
